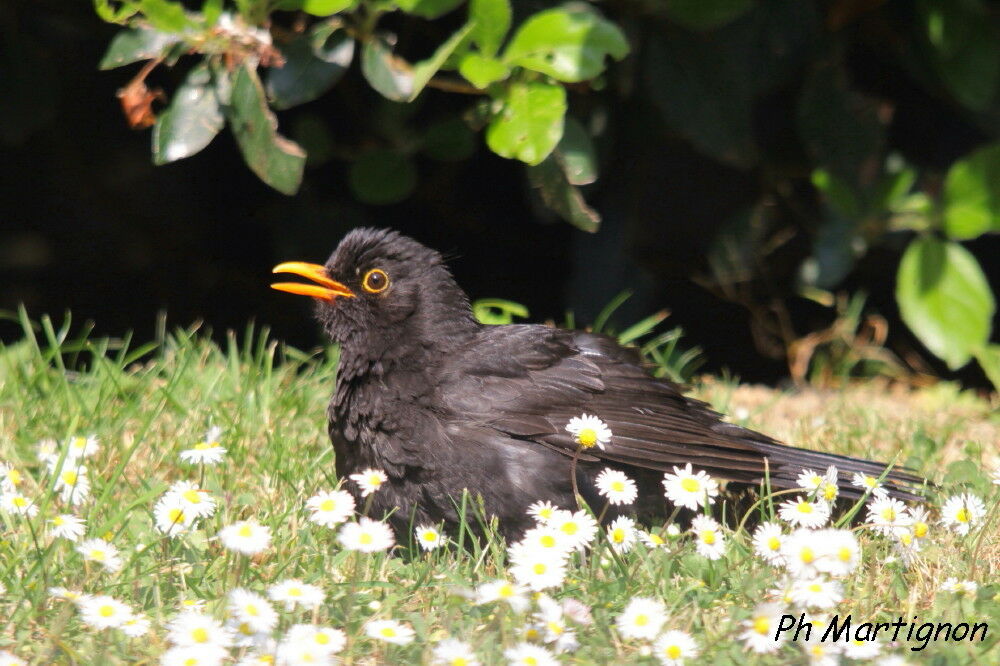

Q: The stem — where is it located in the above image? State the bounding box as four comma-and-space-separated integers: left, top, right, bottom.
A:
570, 445, 583, 509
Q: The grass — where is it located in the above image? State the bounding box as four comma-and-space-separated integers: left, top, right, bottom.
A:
0, 311, 998, 664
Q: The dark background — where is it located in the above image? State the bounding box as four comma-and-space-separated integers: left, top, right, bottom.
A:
2, 0, 998, 386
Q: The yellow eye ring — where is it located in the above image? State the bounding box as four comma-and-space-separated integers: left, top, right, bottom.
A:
362, 268, 390, 294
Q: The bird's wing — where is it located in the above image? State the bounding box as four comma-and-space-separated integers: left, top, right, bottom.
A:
438, 325, 922, 499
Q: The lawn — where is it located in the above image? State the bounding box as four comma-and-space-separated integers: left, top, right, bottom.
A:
0, 313, 997, 664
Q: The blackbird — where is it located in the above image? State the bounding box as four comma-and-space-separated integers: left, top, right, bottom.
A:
272, 228, 922, 540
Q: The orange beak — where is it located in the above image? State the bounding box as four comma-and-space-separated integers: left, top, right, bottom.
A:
271, 262, 355, 302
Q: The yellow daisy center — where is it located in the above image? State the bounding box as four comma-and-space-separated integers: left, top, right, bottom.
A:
8, 469, 21, 485
13, 497, 27, 508
53, 516, 65, 526
245, 604, 258, 616
863, 477, 876, 488
914, 522, 928, 538
182, 489, 202, 503
800, 547, 814, 563
578, 428, 598, 447
649, 534, 664, 545
62, 471, 78, 485
611, 480, 625, 492
184, 659, 197, 666
680, 478, 700, 493
498, 584, 513, 598
89, 549, 105, 561
99, 605, 114, 617
700, 530, 716, 545
753, 616, 770, 634
797, 502, 813, 514
422, 531, 438, 542
452, 659, 468, 666
72, 437, 87, 450
838, 547, 852, 561
359, 533, 373, 545
315, 633, 330, 645
380, 627, 396, 638
524, 628, 540, 640
319, 499, 335, 512
238, 622, 253, 635
666, 645, 681, 659
808, 583, 822, 593
561, 522, 578, 535
192, 627, 209, 643
368, 475, 383, 486
547, 621, 564, 635
612, 528, 625, 543
532, 562, 547, 575
823, 484, 837, 500
168, 508, 186, 523
767, 536, 781, 551
881, 507, 896, 521
634, 614, 648, 626
194, 442, 212, 450
238, 525, 253, 538
899, 532, 913, 546
955, 508, 970, 523
540, 535, 556, 548
524, 657, 538, 666
288, 587, 301, 596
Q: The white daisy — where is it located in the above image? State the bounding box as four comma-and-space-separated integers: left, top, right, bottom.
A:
35, 439, 59, 464
662, 463, 719, 511
606, 515, 637, 553
653, 629, 699, 665
851, 472, 888, 497
527, 500, 560, 523
179, 598, 206, 612
167, 611, 233, 648
0, 652, 25, 666
639, 530, 668, 549
804, 641, 842, 666
797, 468, 826, 491
938, 578, 978, 596
1, 492, 38, 517
866, 496, 911, 534
909, 505, 931, 540
565, 414, 612, 450
121, 613, 152, 637
533, 595, 578, 652
306, 489, 355, 527
228, 617, 265, 648
516, 525, 574, 558
48, 514, 86, 541
691, 515, 725, 560
992, 465, 1000, 485
752, 522, 786, 566
616, 597, 667, 640
843, 638, 882, 659
813, 529, 860, 576
66, 435, 100, 460
504, 643, 559, 666
76, 538, 123, 573
940, 493, 986, 535
432, 638, 479, 666
284, 624, 347, 654
595, 468, 637, 505
0, 463, 24, 493
154, 495, 197, 536
548, 509, 598, 549
474, 579, 530, 612
777, 497, 830, 528
219, 520, 271, 555
740, 602, 786, 654
268, 579, 325, 610
160, 645, 229, 666
892, 526, 921, 566
49, 587, 90, 604
229, 588, 278, 634
166, 480, 217, 518
349, 468, 388, 497
509, 549, 568, 591
781, 529, 822, 578
78, 594, 131, 629
180, 426, 227, 464
415, 524, 445, 551
790, 577, 843, 609
338, 517, 395, 553
54, 466, 91, 505
365, 619, 415, 645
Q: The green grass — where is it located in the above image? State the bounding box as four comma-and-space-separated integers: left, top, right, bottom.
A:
0, 312, 998, 664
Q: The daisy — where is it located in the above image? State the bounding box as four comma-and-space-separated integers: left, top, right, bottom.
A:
179, 598, 206, 612
851, 472, 888, 497
939, 578, 978, 596
54, 466, 91, 505
78, 595, 131, 629
781, 529, 821, 578
180, 426, 226, 464
561, 597, 593, 625
740, 603, 786, 654
0, 652, 25, 666
509, 549, 568, 591
532, 595, 578, 652
1, 492, 38, 517
790, 577, 843, 609
527, 501, 562, 525
76, 538, 123, 573
0, 463, 24, 493
909, 505, 931, 540
228, 617, 264, 648
813, 529, 860, 576
777, 497, 830, 528
365, 619, 415, 645
268, 579, 325, 610
516, 526, 574, 558
160, 646, 229, 666
639, 530, 668, 549
606, 515, 637, 553
940, 493, 986, 535
219, 520, 271, 555
433, 638, 479, 666
892, 526, 921, 565
595, 468, 637, 505
654, 630, 699, 665
843, 638, 882, 659
797, 468, 826, 491
35, 438, 59, 464
154, 495, 197, 536
474, 579, 530, 612
992, 465, 1000, 485
236, 651, 280, 666
305, 489, 355, 527
349, 468, 388, 497
284, 624, 347, 654
548, 509, 598, 549
49, 587, 90, 603
48, 514, 86, 541
338, 517, 395, 553
166, 480, 217, 518
167, 611, 233, 648
866, 496, 911, 533
67, 435, 100, 459
415, 524, 445, 551
504, 643, 559, 666
804, 641, 841, 666
662, 463, 719, 511
752, 522, 785, 566
121, 613, 151, 637
229, 588, 278, 634
616, 597, 667, 640
565, 414, 612, 450
691, 515, 725, 560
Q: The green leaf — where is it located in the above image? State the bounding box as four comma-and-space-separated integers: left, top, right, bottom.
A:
919, 0, 1000, 112
458, 53, 509, 89
486, 81, 566, 165
896, 236, 995, 370
469, 0, 510, 56
394, 0, 464, 20
527, 153, 600, 231
410, 23, 474, 99
94, 0, 140, 24
98, 27, 180, 70
348, 149, 417, 205
421, 118, 475, 162
472, 299, 529, 325
557, 116, 596, 185
361, 35, 414, 102
226, 65, 306, 195
153, 62, 224, 165
503, 5, 628, 82
943, 143, 1000, 240
138, 0, 192, 33
202, 0, 224, 26
267, 27, 353, 110
299, 0, 356, 16
663, 0, 753, 31
974, 344, 1000, 393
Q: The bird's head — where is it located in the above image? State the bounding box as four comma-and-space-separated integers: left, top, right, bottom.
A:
271, 228, 477, 362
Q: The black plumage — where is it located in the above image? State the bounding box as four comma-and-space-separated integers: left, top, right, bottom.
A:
272, 228, 923, 540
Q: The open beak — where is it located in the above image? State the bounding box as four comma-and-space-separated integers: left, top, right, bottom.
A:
271, 262, 355, 302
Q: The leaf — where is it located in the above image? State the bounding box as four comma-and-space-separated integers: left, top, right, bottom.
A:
94, 0, 140, 24
528, 154, 601, 232
557, 116, 596, 185
227, 65, 306, 195
472, 299, 529, 325
503, 5, 628, 82
267, 27, 353, 110
458, 53, 509, 89
943, 143, 1000, 240
138, 0, 192, 33
973, 344, 1000, 393
486, 81, 566, 165
919, 0, 1000, 112
896, 236, 995, 370
153, 62, 224, 165
299, 0, 356, 16
469, 0, 511, 56
410, 23, 474, 99
361, 35, 414, 102
348, 149, 417, 205
394, 0, 464, 20
99, 27, 180, 70
663, 0, 754, 31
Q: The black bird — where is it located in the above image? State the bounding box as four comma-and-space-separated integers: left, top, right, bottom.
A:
272, 228, 922, 540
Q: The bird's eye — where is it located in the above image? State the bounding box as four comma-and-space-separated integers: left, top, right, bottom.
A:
362, 268, 390, 294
